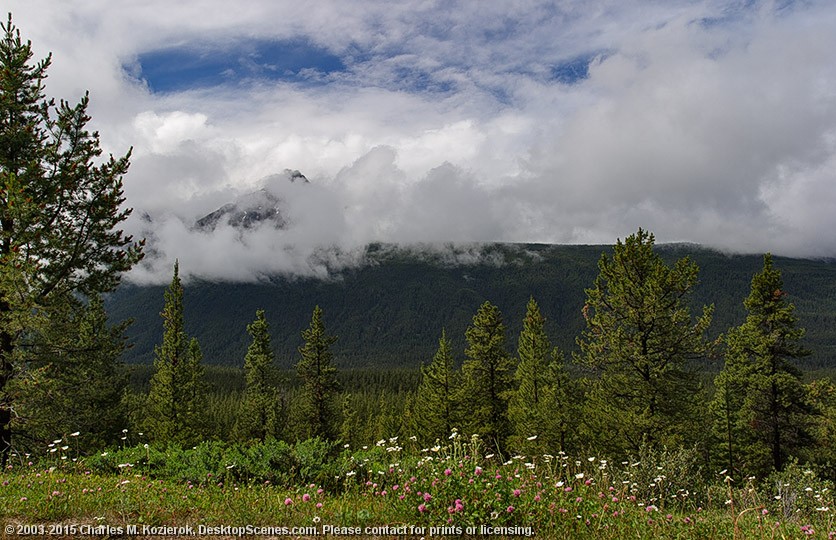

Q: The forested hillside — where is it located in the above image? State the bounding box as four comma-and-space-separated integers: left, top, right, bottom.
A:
107, 243, 836, 369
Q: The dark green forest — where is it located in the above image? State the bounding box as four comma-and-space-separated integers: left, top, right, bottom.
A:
107, 242, 836, 369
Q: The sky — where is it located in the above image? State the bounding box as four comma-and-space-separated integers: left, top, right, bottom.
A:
6, 0, 836, 282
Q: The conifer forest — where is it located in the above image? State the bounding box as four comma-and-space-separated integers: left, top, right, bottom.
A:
3, 12, 836, 540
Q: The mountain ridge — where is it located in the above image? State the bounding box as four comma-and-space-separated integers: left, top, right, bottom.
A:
105, 242, 836, 369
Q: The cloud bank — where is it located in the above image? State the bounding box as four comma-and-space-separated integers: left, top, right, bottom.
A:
7, 0, 836, 282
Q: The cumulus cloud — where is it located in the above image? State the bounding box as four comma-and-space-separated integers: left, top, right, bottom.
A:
6, 0, 836, 282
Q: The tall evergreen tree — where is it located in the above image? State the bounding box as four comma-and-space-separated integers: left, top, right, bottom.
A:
0, 15, 143, 464
507, 298, 573, 454
460, 301, 514, 452
577, 228, 712, 454
710, 254, 813, 476
296, 305, 340, 440
235, 310, 282, 442
181, 337, 206, 442
508, 298, 551, 451
145, 262, 204, 445
413, 329, 459, 443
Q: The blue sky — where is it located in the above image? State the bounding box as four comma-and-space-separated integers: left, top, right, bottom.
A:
6, 0, 836, 281
137, 39, 346, 93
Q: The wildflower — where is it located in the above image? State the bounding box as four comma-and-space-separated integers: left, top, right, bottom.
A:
474, 466, 483, 476
303, 493, 311, 502
418, 504, 427, 513
316, 502, 323, 509
646, 505, 658, 512
507, 505, 515, 513
70, 432, 80, 437
444, 468, 452, 476
513, 489, 521, 497
527, 435, 537, 441
284, 498, 293, 506
313, 516, 321, 524
424, 492, 432, 502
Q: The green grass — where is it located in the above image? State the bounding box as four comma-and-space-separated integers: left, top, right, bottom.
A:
2, 435, 835, 539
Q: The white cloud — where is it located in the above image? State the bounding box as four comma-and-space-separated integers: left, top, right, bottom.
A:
5, 0, 836, 282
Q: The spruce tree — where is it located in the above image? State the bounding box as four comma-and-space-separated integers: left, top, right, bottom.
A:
413, 329, 459, 443
13, 295, 128, 453
460, 301, 514, 452
0, 15, 143, 464
711, 254, 813, 476
507, 298, 550, 451
296, 305, 340, 440
182, 337, 206, 443
577, 229, 712, 454
145, 262, 204, 445
235, 310, 282, 442
507, 298, 572, 454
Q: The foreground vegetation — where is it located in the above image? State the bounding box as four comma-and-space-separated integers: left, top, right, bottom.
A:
2, 434, 835, 539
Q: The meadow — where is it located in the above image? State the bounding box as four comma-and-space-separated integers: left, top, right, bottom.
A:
2, 431, 834, 539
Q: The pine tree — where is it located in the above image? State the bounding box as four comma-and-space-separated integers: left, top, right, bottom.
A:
145, 262, 204, 445
507, 298, 551, 451
0, 15, 143, 464
507, 298, 572, 454
235, 310, 282, 442
711, 254, 813, 476
182, 337, 206, 443
460, 301, 514, 452
296, 306, 340, 440
414, 329, 459, 443
577, 229, 712, 454
12, 295, 128, 453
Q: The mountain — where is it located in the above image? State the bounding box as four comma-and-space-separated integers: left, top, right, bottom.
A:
105, 243, 836, 370
194, 169, 308, 231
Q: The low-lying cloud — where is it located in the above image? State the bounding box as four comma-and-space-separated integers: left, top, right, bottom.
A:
7, 1, 836, 282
